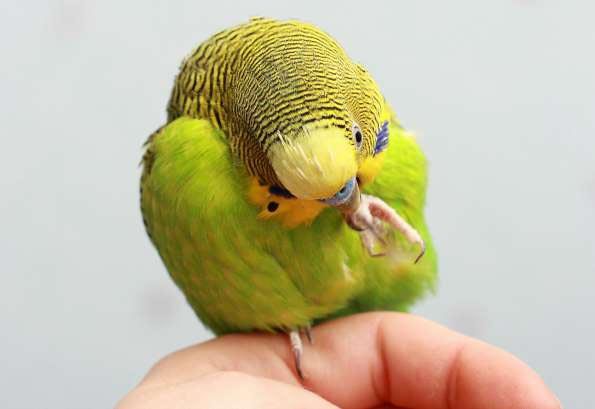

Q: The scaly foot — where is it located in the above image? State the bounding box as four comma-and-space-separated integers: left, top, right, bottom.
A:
287, 325, 314, 380
345, 194, 425, 263
288, 329, 304, 380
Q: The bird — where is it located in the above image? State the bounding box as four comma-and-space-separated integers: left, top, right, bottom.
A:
140, 17, 437, 379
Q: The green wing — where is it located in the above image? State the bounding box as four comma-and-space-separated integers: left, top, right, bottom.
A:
141, 117, 365, 334
141, 117, 436, 334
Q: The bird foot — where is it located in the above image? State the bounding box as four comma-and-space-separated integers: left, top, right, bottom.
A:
301, 325, 313, 345
345, 194, 425, 263
288, 326, 312, 380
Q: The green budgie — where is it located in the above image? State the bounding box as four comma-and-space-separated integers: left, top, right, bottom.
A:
140, 17, 437, 377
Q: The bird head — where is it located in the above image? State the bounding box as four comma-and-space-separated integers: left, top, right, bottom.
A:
228, 20, 388, 215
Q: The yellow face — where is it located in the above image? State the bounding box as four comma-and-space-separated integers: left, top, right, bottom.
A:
248, 102, 394, 228
268, 125, 358, 201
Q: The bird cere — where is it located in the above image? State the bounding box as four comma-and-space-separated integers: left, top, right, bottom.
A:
140, 17, 437, 378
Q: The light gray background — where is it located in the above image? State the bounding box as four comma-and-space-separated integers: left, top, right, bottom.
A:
2, 1, 593, 408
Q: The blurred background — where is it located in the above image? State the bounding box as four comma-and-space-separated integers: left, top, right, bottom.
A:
2, 1, 594, 407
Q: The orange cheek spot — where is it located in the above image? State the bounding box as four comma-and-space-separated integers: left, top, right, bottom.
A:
247, 177, 328, 228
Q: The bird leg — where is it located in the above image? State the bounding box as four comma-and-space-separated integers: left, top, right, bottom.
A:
287, 325, 314, 380
289, 330, 304, 380
345, 194, 425, 263
301, 324, 313, 345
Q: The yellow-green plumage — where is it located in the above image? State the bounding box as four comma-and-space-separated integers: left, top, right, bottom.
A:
141, 18, 437, 335
168, 17, 385, 197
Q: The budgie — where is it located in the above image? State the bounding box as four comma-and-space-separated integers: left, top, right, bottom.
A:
140, 17, 437, 378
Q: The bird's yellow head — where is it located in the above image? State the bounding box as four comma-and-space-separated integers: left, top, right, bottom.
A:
182, 18, 391, 213
262, 59, 389, 212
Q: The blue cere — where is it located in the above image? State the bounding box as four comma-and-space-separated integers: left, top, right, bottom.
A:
321, 177, 356, 207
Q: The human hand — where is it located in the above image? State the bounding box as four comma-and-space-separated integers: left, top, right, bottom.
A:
117, 312, 561, 409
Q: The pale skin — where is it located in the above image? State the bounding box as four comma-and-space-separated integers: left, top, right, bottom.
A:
117, 312, 561, 409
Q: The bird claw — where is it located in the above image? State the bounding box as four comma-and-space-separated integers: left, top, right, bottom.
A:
289, 326, 313, 380
301, 325, 313, 345
345, 194, 425, 263
414, 241, 426, 264
289, 330, 304, 379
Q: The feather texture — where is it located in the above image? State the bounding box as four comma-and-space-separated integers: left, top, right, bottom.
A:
167, 17, 385, 193
140, 117, 437, 334
140, 18, 437, 334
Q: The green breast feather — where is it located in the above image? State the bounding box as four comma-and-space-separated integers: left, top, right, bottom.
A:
140, 116, 437, 335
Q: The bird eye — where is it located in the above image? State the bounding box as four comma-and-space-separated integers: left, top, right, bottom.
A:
352, 123, 363, 149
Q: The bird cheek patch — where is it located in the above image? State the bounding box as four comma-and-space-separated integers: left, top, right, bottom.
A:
246, 177, 327, 228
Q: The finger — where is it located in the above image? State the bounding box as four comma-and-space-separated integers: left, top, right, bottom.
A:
303, 312, 561, 409
136, 312, 560, 409
118, 371, 339, 409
